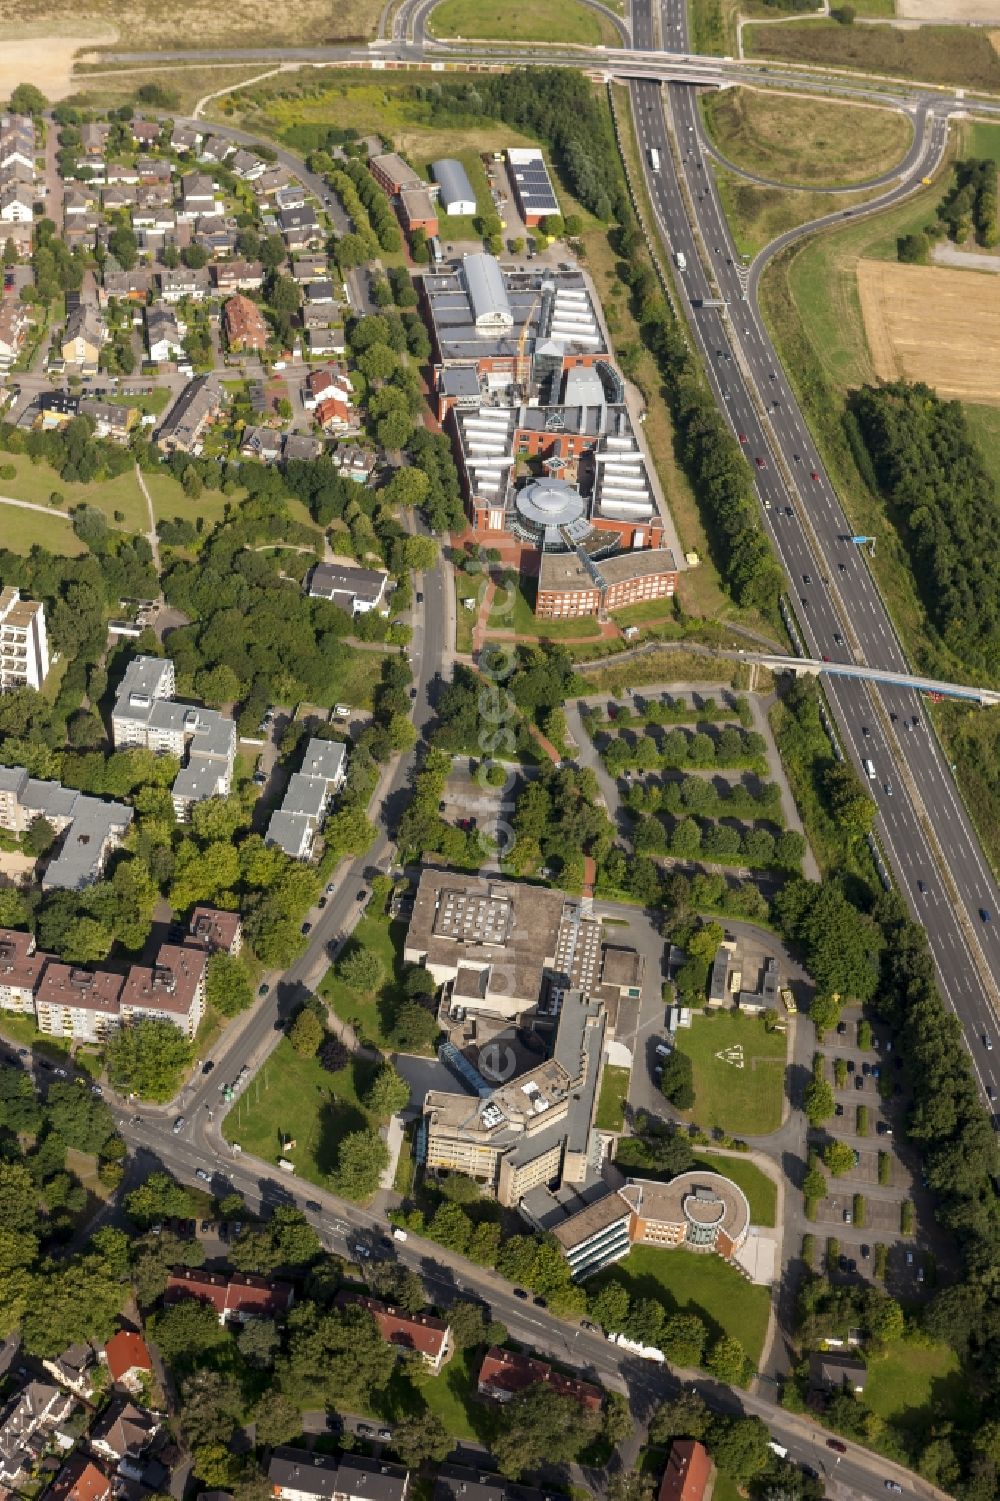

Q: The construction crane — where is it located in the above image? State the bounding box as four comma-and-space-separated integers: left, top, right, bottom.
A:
515, 291, 541, 391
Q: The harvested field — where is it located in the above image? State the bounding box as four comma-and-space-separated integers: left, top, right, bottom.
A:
856, 259, 1000, 406
900, 0, 1000, 16
0, 0, 381, 55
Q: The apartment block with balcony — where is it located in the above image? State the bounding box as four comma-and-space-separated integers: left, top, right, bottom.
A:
0, 586, 49, 690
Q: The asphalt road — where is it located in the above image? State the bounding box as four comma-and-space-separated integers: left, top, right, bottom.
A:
627, 0, 1000, 1113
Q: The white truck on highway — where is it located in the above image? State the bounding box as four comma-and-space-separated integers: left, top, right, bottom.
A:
648, 147, 660, 172
674, 250, 687, 271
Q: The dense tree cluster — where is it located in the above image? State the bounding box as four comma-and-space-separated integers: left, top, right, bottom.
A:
936, 158, 998, 247
508, 761, 614, 887
335, 159, 402, 255
0, 1064, 127, 1347
848, 381, 1000, 675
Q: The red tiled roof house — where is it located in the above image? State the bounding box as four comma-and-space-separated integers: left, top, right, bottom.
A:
477, 1347, 603, 1413
658, 1440, 712, 1501
335, 1291, 452, 1374
102, 1331, 152, 1392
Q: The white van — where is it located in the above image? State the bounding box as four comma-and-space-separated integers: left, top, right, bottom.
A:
863, 758, 876, 780
392, 1227, 408, 1242
655, 1041, 672, 1058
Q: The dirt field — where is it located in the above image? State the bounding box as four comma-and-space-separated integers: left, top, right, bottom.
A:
0, 0, 381, 57
899, 0, 1000, 17
857, 258, 1000, 406
0, 30, 115, 101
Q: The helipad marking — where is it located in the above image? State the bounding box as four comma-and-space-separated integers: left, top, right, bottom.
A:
715, 1044, 745, 1069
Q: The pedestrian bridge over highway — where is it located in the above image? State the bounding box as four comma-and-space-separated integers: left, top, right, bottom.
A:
750, 654, 1000, 707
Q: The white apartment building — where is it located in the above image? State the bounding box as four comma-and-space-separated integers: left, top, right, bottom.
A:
0, 586, 49, 690
111, 656, 236, 819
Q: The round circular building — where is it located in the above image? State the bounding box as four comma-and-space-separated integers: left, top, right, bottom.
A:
623, 1170, 751, 1258
513, 475, 588, 546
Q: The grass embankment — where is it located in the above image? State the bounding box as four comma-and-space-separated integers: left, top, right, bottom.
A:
221, 1038, 379, 1186
594, 1245, 772, 1367
428, 0, 621, 46
744, 19, 1000, 93
690, 0, 739, 56
713, 169, 885, 260
674, 1012, 787, 1136
701, 89, 913, 189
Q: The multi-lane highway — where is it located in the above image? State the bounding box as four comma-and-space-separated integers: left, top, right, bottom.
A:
627, 0, 1000, 1110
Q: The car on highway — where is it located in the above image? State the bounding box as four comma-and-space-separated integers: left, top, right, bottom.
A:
834, 633, 843, 646
195, 1169, 211, 1183
172, 1116, 185, 1134
980, 908, 992, 924
917, 880, 926, 895
988, 1085, 997, 1104
784, 505, 793, 517
984, 1034, 993, 1051
803, 574, 811, 585
737, 432, 747, 444
838, 562, 846, 572
811, 470, 820, 481
885, 782, 893, 797
827, 1439, 847, 1454
755, 456, 766, 470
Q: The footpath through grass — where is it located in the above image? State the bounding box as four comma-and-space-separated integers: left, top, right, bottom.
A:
222, 1038, 379, 1185
594, 1244, 771, 1367
701, 89, 913, 189
674, 1011, 787, 1136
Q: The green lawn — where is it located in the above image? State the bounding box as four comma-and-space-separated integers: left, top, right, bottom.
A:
865, 1337, 973, 1443
319, 912, 413, 1054
428, 0, 619, 46
0, 451, 149, 532
691, 1153, 777, 1228
0, 1014, 74, 1058
411, 1349, 485, 1441
675, 1012, 787, 1136
221, 1037, 379, 1186
594, 1244, 771, 1368
595, 1064, 631, 1132
488, 576, 604, 641
0, 503, 84, 556
320, 648, 390, 712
